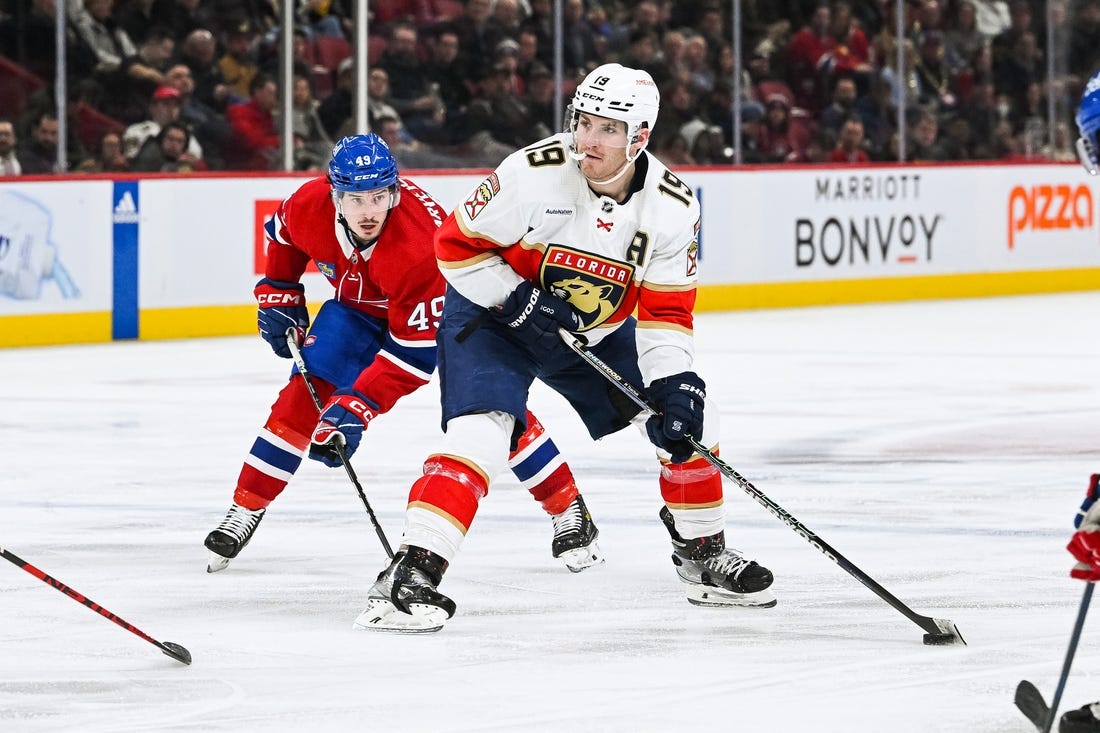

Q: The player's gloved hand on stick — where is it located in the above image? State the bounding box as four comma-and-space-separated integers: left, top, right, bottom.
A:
492, 280, 582, 351
645, 371, 706, 464
1068, 474, 1100, 581
308, 389, 379, 467
254, 277, 309, 358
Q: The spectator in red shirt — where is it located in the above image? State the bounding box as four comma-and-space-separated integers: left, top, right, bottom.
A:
758, 93, 812, 163
827, 1, 872, 79
225, 73, 279, 170
787, 3, 835, 112
829, 116, 871, 162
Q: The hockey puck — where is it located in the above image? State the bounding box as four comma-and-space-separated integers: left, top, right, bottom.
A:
922, 632, 957, 645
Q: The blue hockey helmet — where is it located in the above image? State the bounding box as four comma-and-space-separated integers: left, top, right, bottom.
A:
328, 134, 400, 192
1075, 70, 1100, 175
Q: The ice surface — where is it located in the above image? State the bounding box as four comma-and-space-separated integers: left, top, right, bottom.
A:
2, 292, 1099, 732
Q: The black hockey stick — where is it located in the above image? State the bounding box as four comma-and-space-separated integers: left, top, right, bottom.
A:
1015, 582, 1094, 732
558, 328, 964, 646
1, 546, 191, 665
285, 331, 394, 559
1015, 680, 1050, 731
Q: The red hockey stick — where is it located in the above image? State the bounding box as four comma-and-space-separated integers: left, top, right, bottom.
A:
1, 545, 191, 665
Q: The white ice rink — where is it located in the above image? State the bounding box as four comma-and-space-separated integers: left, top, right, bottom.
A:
3, 292, 1100, 732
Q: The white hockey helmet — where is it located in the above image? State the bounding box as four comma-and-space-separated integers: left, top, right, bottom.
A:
570, 63, 660, 145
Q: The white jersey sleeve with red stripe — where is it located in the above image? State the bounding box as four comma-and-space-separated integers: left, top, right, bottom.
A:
434, 132, 701, 382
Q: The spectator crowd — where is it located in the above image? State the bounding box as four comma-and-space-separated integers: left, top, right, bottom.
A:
0, 0, 1095, 174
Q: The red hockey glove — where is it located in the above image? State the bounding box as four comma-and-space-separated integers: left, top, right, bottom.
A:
255, 278, 309, 358
308, 390, 379, 467
1069, 474, 1100, 581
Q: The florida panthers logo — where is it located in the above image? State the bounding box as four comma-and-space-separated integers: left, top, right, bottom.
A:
541, 244, 634, 331
463, 173, 500, 220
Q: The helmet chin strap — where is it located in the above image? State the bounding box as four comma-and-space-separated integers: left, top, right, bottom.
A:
577, 141, 647, 187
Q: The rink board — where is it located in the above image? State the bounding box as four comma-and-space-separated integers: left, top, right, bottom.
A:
2, 163, 1098, 346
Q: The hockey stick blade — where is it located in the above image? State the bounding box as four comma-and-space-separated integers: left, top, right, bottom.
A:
160, 641, 193, 665
1015, 680, 1049, 731
1, 546, 192, 665
557, 328, 966, 646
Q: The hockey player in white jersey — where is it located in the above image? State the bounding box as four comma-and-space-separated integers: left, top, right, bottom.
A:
333, 63, 775, 632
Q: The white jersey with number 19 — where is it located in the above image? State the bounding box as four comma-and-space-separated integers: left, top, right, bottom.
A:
434, 132, 703, 383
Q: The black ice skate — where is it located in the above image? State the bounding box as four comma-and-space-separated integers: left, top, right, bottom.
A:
1062, 702, 1100, 733
204, 504, 266, 573
660, 506, 776, 608
551, 494, 604, 572
354, 547, 456, 633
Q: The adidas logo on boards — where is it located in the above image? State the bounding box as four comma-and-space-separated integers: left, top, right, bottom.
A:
113, 191, 139, 224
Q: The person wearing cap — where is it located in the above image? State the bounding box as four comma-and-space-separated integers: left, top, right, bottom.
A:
122, 84, 204, 163
758, 92, 811, 163
522, 62, 557, 133
219, 19, 260, 100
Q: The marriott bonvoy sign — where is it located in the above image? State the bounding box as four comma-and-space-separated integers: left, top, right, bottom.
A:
685, 164, 1100, 286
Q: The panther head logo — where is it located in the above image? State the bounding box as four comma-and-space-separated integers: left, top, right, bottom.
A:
552, 276, 616, 324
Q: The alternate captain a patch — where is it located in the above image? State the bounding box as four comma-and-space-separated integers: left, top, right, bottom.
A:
541, 244, 634, 331
463, 172, 500, 220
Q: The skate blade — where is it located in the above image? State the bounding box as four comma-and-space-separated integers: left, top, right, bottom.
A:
686, 585, 777, 608
352, 598, 448, 633
557, 542, 605, 573
206, 552, 231, 574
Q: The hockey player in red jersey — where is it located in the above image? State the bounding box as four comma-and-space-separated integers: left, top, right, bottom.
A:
1052, 72, 1100, 733
204, 134, 602, 574
336, 65, 775, 632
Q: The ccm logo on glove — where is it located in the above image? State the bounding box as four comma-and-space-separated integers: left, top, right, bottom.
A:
256, 291, 304, 306
308, 389, 379, 467
254, 278, 310, 359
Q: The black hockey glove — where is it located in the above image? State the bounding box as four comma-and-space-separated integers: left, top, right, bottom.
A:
254, 277, 309, 358
492, 280, 582, 351
645, 371, 706, 464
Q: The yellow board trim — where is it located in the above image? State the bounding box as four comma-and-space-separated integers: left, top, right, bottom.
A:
139, 304, 257, 340
5, 269, 1100, 346
3, 311, 114, 346
696, 267, 1100, 311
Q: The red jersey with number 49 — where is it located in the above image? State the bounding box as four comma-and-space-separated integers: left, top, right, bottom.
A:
263, 175, 447, 412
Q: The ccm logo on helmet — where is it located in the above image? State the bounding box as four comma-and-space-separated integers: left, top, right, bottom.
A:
257, 292, 303, 305
1007, 183, 1093, 249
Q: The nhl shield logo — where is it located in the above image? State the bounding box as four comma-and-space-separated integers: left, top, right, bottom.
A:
541, 244, 634, 330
